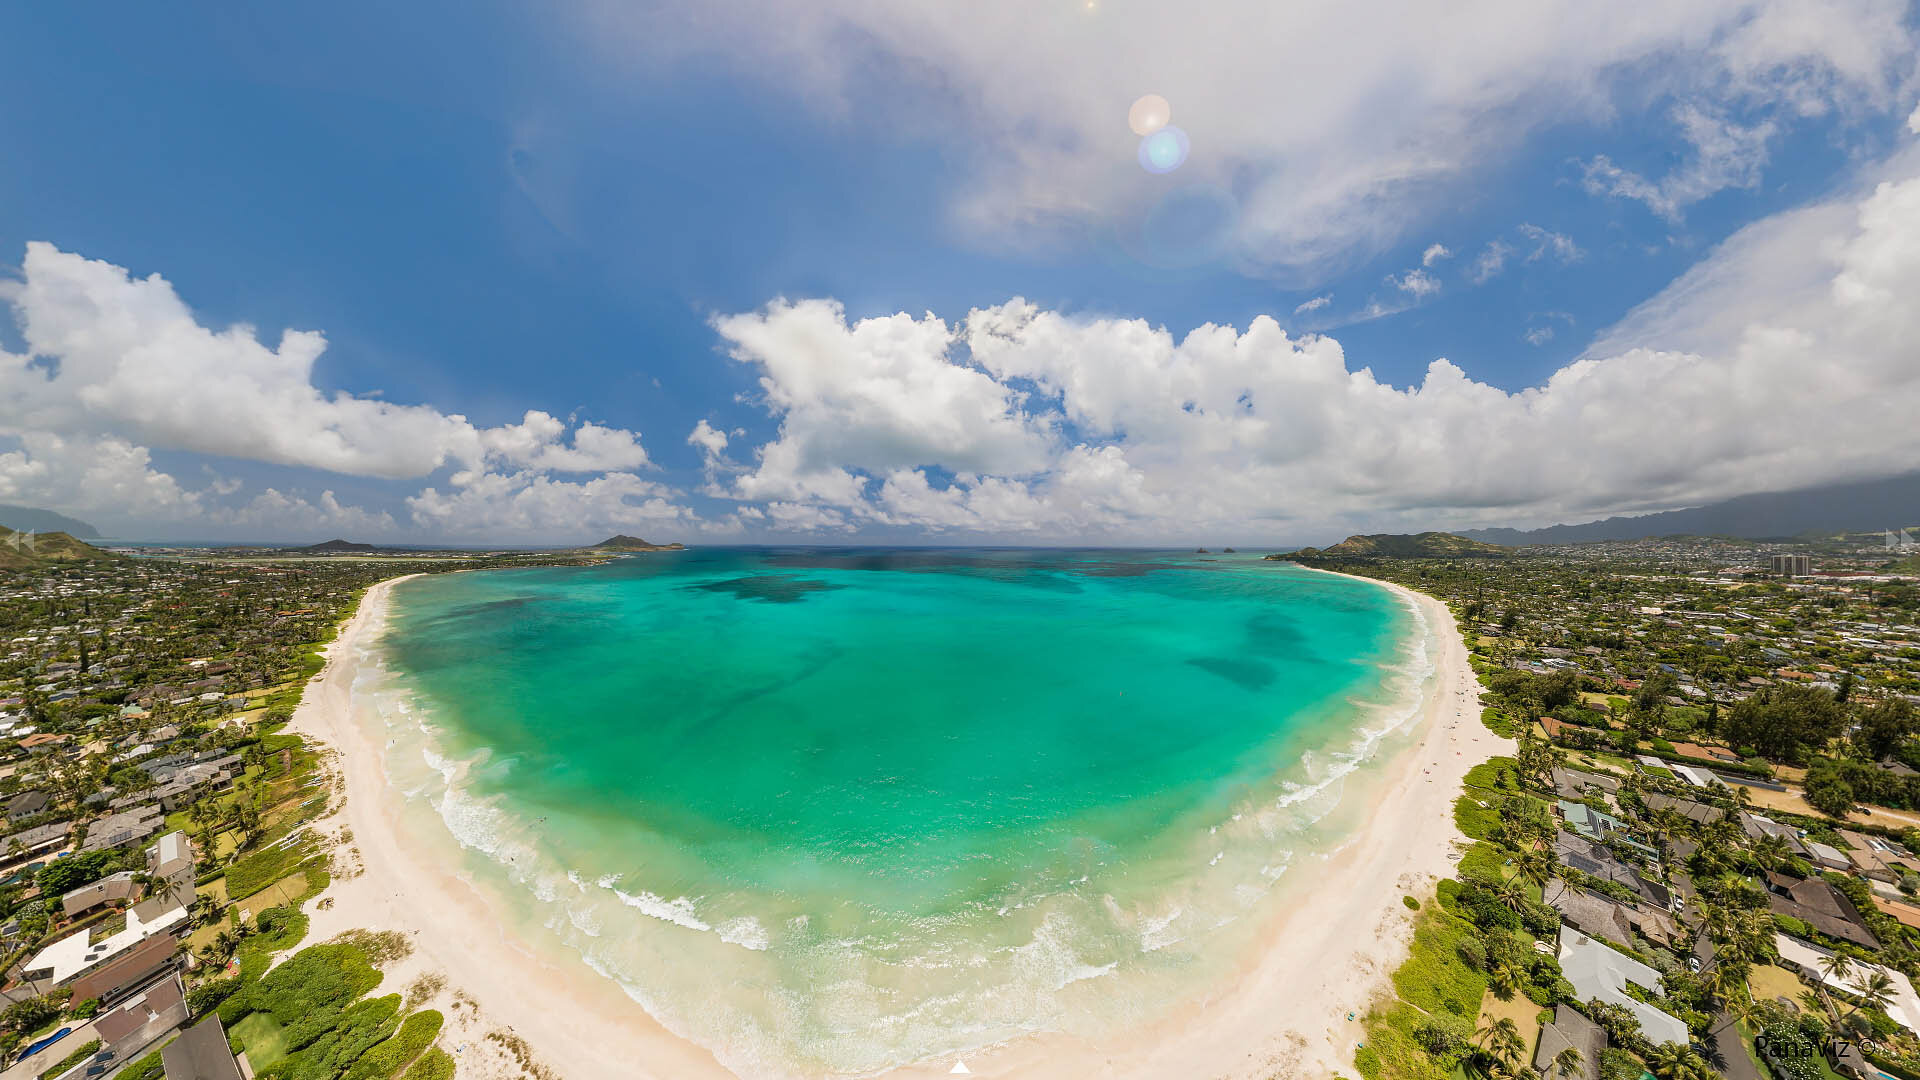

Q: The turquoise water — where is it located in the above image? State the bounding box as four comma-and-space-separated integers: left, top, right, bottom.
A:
366, 549, 1428, 1076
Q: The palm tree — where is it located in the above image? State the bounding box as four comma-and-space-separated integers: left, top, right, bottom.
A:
1716, 993, 1763, 1036
1801, 985, 1841, 1027
1477, 1017, 1525, 1076
1819, 949, 1856, 989
1645, 1042, 1715, 1080
1484, 959, 1520, 1001
1548, 1045, 1583, 1080
1515, 848, 1554, 889
1848, 969, 1897, 1018
1752, 833, 1790, 871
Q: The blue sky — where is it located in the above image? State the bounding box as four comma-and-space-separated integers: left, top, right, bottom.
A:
4, 2, 1920, 544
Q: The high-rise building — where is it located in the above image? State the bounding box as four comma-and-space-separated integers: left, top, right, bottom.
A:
1769, 554, 1813, 577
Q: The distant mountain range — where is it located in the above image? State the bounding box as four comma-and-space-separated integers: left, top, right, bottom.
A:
1462, 471, 1920, 546
590, 535, 686, 552
0, 528, 121, 571
1282, 532, 1508, 558
0, 505, 101, 538
302, 539, 379, 553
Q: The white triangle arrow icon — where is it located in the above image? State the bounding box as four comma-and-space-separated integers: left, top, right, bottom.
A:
950, 1063, 972, 1076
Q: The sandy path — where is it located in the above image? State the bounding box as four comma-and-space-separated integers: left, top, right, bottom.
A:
290, 570, 1503, 1080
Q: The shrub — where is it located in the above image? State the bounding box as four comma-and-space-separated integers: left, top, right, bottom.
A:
45, 1038, 102, 1077
263, 994, 401, 1080
1, 995, 60, 1035
401, 1047, 455, 1080
1402, 896, 1420, 910
188, 978, 241, 1018
221, 943, 382, 1030
346, 1010, 444, 1080
1598, 1047, 1644, 1080
226, 845, 315, 903
1390, 911, 1489, 1020
119, 1046, 170, 1080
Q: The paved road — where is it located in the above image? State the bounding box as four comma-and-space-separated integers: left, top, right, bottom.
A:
1689, 918, 1763, 1080
1704, 1009, 1765, 1080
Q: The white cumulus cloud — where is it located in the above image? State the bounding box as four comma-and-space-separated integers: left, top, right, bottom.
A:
705, 146, 1920, 537
575, 0, 1918, 279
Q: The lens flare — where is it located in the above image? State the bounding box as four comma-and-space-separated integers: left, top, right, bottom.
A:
1137, 126, 1190, 174
1128, 94, 1171, 137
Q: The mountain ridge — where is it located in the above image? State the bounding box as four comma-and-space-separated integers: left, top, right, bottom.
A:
1278, 531, 1507, 559
590, 535, 686, 552
1462, 471, 1920, 546
0, 528, 123, 571
0, 505, 101, 538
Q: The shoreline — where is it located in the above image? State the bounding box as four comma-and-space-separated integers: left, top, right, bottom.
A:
289, 568, 1504, 1080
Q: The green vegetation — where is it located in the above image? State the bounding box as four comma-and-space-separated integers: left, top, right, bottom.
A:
0, 527, 121, 570
400, 1047, 455, 1080
231, 1012, 292, 1069
226, 842, 321, 902
345, 1010, 445, 1080
118, 1046, 171, 1080
1286, 532, 1508, 559
44, 1037, 102, 1077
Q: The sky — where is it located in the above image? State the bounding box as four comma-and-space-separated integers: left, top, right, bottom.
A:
3, 1, 1919, 546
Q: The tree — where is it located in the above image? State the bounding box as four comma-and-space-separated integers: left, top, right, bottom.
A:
1724, 686, 1848, 763
1804, 770, 1857, 819
1848, 969, 1896, 1018
1644, 1042, 1714, 1080
1854, 697, 1916, 763
1549, 1046, 1583, 1080
1476, 1017, 1526, 1076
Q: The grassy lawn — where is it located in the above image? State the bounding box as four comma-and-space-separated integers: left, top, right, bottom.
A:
1747, 962, 1804, 1005
1642, 766, 1676, 780
230, 1012, 290, 1069
185, 920, 223, 957
198, 877, 230, 907
1477, 989, 1542, 1059
235, 870, 312, 915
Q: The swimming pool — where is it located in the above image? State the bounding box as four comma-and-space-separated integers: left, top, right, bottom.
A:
19, 1025, 72, 1060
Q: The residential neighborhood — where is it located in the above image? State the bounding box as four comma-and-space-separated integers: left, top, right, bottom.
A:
0, 542, 592, 1080
1308, 538, 1920, 1080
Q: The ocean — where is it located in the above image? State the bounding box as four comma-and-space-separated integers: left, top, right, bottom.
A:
352, 548, 1433, 1076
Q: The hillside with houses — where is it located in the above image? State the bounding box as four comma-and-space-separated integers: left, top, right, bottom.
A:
1292, 535, 1920, 1080
0, 548, 609, 1080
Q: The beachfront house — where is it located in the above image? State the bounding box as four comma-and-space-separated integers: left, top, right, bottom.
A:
148, 829, 196, 905
1532, 1004, 1604, 1080
1551, 766, 1621, 801
1738, 812, 1810, 858
1775, 933, 1920, 1035
82, 803, 165, 853
61, 869, 140, 920
93, 971, 189, 1065
1805, 840, 1856, 873
1836, 828, 1913, 883
20, 887, 189, 988
1764, 872, 1881, 949
6, 789, 50, 822
1557, 932, 1689, 1046
1556, 801, 1657, 858
68, 932, 182, 1006
1552, 832, 1669, 908
162, 1014, 247, 1080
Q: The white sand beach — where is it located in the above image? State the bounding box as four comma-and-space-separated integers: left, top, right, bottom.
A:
290, 571, 1504, 1080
